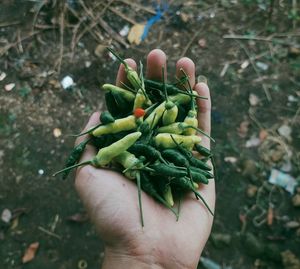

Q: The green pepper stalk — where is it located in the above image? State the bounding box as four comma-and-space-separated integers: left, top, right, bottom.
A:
107, 47, 142, 91
161, 66, 178, 125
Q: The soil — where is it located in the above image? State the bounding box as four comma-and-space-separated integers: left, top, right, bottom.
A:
0, 1, 299, 269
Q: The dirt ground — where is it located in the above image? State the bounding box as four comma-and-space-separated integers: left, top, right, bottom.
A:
0, 1, 300, 269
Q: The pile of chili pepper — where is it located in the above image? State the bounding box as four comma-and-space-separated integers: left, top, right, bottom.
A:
54, 48, 215, 226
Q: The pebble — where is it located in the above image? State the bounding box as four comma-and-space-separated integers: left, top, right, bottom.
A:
292, 194, 300, 207
4, 83, 15, 91
1, 208, 12, 223
246, 184, 258, 198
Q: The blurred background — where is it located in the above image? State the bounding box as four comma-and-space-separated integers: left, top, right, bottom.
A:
0, 0, 299, 268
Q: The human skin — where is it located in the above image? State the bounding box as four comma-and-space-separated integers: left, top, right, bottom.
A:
74, 49, 215, 269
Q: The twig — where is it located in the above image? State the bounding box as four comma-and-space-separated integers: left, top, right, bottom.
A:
78, 0, 128, 48
108, 6, 138, 25
292, 0, 297, 29
118, 0, 156, 15
237, 41, 272, 102
0, 31, 40, 57
0, 21, 20, 28
180, 31, 200, 57
55, 3, 66, 74
223, 34, 296, 46
99, 0, 115, 16
38, 226, 61, 240
98, 17, 129, 47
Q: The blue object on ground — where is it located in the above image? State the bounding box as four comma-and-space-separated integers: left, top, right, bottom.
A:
141, 1, 169, 41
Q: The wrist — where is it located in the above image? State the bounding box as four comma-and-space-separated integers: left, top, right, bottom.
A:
102, 247, 165, 269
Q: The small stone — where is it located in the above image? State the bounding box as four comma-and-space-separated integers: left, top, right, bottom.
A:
285, 221, 300, 229
224, 156, 237, 164
278, 125, 292, 141
85, 61, 91, 68
119, 25, 130, 36
249, 93, 260, 106
246, 184, 258, 198
198, 38, 207, 49
256, 61, 269, 71
38, 169, 44, 175
0, 72, 6, 81
53, 128, 62, 138
4, 83, 15, 91
292, 194, 300, 207
180, 12, 189, 22
1, 208, 12, 223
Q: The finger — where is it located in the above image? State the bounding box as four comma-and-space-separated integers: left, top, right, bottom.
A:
175, 57, 196, 89
194, 82, 211, 149
116, 58, 137, 87
75, 112, 100, 162
146, 49, 167, 81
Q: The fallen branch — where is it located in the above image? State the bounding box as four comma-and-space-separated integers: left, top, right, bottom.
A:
237, 41, 272, 102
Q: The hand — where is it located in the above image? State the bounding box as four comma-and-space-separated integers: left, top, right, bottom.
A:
74, 49, 215, 269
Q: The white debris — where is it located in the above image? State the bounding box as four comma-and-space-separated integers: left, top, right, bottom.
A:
245, 136, 261, 148
224, 156, 238, 164
119, 25, 130, 37
268, 169, 297, 194
0, 72, 7, 81
85, 61, 92, 68
1, 208, 12, 223
38, 169, 44, 175
288, 95, 298, 102
60, 76, 74, 90
278, 124, 292, 141
256, 61, 269, 71
4, 83, 15, 92
249, 93, 260, 106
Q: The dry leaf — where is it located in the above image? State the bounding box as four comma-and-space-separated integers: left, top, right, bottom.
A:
237, 120, 250, 137
94, 44, 106, 57
22, 242, 39, 263
128, 24, 145, 45
267, 206, 274, 226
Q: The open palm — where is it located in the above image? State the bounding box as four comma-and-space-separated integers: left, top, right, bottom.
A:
74, 49, 215, 269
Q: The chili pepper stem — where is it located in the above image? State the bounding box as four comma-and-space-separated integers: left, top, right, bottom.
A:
107, 47, 129, 70
154, 194, 179, 219
70, 123, 102, 137
186, 125, 215, 142
193, 189, 214, 216
136, 172, 144, 227
53, 160, 91, 177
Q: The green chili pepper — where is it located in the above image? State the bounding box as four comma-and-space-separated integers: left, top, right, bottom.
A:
60, 138, 91, 180
100, 111, 115, 124
53, 132, 142, 176
140, 172, 178, 218
102, 84, 135, 102
92, 115, 138, 137
107, 48, 142, 91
